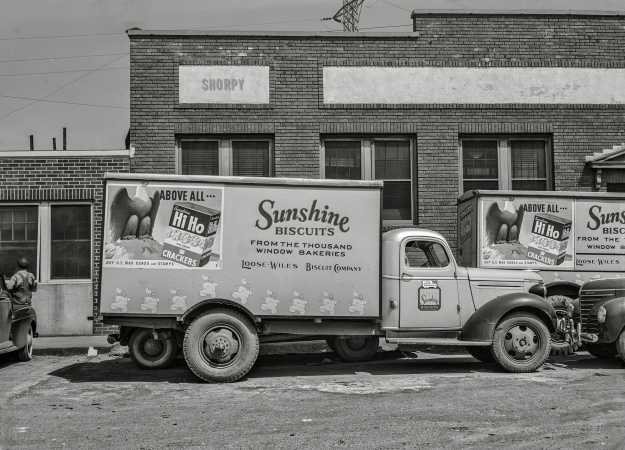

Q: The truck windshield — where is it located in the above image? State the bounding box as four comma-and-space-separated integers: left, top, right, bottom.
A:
405, 241, 450, 268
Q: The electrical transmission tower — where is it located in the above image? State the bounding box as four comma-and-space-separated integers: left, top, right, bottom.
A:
332, 0, 365, 32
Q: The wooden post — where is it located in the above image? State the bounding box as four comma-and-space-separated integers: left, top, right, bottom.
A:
53, 137, 57, 150
63, 127, 67, 150
30, 135, 34, 151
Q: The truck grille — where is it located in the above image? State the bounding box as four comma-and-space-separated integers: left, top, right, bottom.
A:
579, 291, 613, 334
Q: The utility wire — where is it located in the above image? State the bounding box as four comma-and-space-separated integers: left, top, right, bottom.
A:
0, 53, 129, 63
380, 0, 411, 12
0, 54, 127, 121
0, 67, 128, 77
0, 94, 128, 109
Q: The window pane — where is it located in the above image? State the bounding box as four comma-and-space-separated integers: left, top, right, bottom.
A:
375, 141, 410, 180
511, 140, 546, 179
462, 140, 498, 180
512, 180, 547, 191
51, 205, 91, 279
0, 206, 38, 278
325, 141, 361, 180
463, 180, 499, 192
405, 241, 449, 268
181, 141, 219, 175
233, 141, 270, 177
382, 181, 411, 220
607, 183, 625, 192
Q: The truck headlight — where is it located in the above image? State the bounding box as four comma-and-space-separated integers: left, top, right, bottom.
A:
597, 305, 607, 323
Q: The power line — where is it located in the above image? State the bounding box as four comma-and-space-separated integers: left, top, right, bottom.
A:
0, 32, 125, 41
0, 67, 128, 77
0, 54, 127, 121
0, 94, 128, 109
344, 23, 412, 30
380, 0, 411, 12
0, 53, 129, 63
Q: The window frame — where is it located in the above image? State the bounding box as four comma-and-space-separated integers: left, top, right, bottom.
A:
176, 136, 274, 177
320, 136, 415, 224
458, 135, 553, 194
0, 202, 93, 283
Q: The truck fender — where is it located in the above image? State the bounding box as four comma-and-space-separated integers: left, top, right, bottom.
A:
180, 298, 258, 328
460, 293, 557, 343
595, 297, 625, 343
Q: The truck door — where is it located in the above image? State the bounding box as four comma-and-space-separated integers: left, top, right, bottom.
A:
399, 238, 461, 329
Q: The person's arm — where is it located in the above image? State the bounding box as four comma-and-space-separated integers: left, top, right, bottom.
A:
5, 274, 17, 290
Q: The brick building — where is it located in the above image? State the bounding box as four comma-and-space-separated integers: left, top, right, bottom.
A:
127, 10, 625, 249
0, 150, 130, 335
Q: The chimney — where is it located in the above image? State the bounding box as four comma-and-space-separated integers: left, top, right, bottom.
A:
63, 127, 67, 150
30, 135, 34, 151
53, 137, 57, 150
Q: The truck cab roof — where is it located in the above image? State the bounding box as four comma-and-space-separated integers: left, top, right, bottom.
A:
382, 228, 447, 244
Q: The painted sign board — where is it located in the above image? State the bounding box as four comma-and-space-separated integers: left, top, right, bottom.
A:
458, 191, 625, 287
101, 178, 381, 318
179, 65, 270, 104
323, 67, 625, 105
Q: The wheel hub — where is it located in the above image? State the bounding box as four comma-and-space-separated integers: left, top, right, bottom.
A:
143, 338, 164, 357
205, 329, 239, 363
504, 325, 539, 359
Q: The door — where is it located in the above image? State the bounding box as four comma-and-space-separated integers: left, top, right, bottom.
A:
399, 238, 461, 329
0, 296, 12, 347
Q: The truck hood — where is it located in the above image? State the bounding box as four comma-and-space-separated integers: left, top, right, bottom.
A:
464, 267, 542, 283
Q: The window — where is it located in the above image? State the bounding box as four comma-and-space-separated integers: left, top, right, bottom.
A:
405, 240, 450, 268
0, 206, 39, 278
0, 203, 92, 281
460, 136, 552, 193
51, 205, 91, 279
322, 138, 413, 222
178, 138, 273, 177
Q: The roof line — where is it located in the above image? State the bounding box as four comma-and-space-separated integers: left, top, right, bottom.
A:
126, 29, 419, 38
411, 9, 625, 17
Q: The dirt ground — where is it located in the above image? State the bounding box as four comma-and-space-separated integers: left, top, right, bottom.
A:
1, 348, 624, 450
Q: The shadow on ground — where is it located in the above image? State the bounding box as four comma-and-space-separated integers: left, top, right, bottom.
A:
46, 349, 625, 385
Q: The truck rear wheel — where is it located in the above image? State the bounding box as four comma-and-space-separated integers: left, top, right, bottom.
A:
491, 312, 551, 373
465, 346, 494, 363
183, 309, 259, 383
129, 329, 178, 370
547, 295, 579, 356
585, 342, 618, 359
332, 336, 379, 363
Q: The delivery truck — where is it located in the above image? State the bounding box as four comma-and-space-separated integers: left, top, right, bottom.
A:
99, 173, 556, 382
457, 190, 625, 355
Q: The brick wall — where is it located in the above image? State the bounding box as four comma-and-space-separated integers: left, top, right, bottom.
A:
129, 13, 625, 249
0, 155, 130, 334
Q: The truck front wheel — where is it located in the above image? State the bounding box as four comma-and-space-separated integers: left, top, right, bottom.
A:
491, 312, 551, 373
184, 309, 259, 383
129, 329, 178, 370
332, 336, 379, 363
585, 342, 618, 359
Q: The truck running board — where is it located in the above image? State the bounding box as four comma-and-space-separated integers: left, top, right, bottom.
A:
386, 338, 491, 347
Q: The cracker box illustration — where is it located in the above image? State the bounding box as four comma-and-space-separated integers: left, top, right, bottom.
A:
161, 202, 221, 267
527, 213, 572, 266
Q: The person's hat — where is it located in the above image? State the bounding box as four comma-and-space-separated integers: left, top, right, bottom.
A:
16, 258, 30, 268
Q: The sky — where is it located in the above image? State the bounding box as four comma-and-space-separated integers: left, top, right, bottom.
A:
1, 0, 624, 151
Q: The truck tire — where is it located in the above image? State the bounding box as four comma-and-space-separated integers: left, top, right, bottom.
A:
129, 328, 178, 370
491, 312, 551, 373
17, 325, 34, 362
465, 346, 494, 363
547, 295, 579, 356
332, 336, 379, 363
183, 309, 259, 383
585, 342, 618, 359
617, 331, 625, 363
